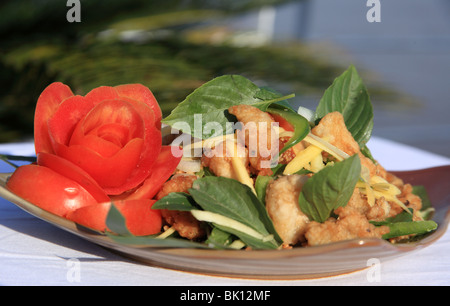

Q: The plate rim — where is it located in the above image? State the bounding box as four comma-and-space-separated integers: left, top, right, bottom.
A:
1, 165, 449, 279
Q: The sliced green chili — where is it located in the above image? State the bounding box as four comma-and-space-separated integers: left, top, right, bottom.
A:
267, 107, 310, 155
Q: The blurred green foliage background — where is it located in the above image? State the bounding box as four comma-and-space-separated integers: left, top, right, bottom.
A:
0, 0, 398, 143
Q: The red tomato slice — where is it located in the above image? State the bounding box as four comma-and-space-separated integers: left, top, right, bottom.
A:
107, 96, 162, 195
270, 113, 295, 132
54, 138, 145, 190
124, 146, 182, 200
46, 95, 95, 148
6, 165, 98, 218
66, 200, 162, 236
84, 86, 121, 105
34, 82, 74, 155
37, 152, 110, 203
115, 84, 162, 128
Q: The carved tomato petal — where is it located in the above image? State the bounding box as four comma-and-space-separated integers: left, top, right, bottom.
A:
34, 82, 74, 154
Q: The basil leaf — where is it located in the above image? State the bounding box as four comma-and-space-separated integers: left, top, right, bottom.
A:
205, 227, 235, 249
162, 75, 258, 139
188, 176, 282, 246
298, 154, 361, 223
253, 87, 296, 112
381, 221, 438, 240
315, 65, 373, 147
271, 163, 286, 176
162, 75, 294, 139
105, 203, 132, 236
255, 175, 273, 204
370, 208, 414, 226
370, 208, 437, 241
196, 166, 215, 178
212, 223, 278, 250
412, 185, 432, 211
152, 192, 197, 211
360, 144, 377, 164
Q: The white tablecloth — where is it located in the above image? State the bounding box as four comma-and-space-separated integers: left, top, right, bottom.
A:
0, 137, 449, 286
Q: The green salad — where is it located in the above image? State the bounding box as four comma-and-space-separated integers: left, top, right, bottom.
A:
106, 65, 437, 250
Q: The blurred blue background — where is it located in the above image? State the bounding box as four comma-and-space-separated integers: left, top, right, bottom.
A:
1, 0, 449, 157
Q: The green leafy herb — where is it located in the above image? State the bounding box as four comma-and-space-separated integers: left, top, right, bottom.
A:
105, 201, 211, 249
205, 227, 246, 250
190, 209, 278, 249
254, 175, 273, 204
314, 65, 373, 147
252, 86, 296, 112
153, 176, 282, 249
370, 207, 438, 240
189, 177, 276, 236
161, 74, 295, 139
298, 154, 361, 223
105, 203, 132, 236
270, 163, 286, 176
381, 221, 438, 240
188, 176, 282, 249
412, 185, 432, 211
152, 192, 197, 211
411, 185, 435, 220
195, 166, 215, 178
370, 208, 414, 226
205, 227, 235, 249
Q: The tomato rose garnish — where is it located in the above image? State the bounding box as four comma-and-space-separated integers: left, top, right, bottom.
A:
36, 83, 163, 195
6, 82, 181, 236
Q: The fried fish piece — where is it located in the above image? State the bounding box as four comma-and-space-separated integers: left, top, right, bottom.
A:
201, 140, 250, 180
312, 111, 386, 178
304, 206, 390, 246
228, 104, 278, 174
156, 174, 205, 240
265, 174, 310, 246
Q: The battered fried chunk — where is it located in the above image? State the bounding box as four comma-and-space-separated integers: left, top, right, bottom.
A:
305, 207, 390, 246
312, 111, 386, 178
265, 174, 310, 246
201, 140, 250, 180
156, 174, 205, 240
228, 104, 278, 174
